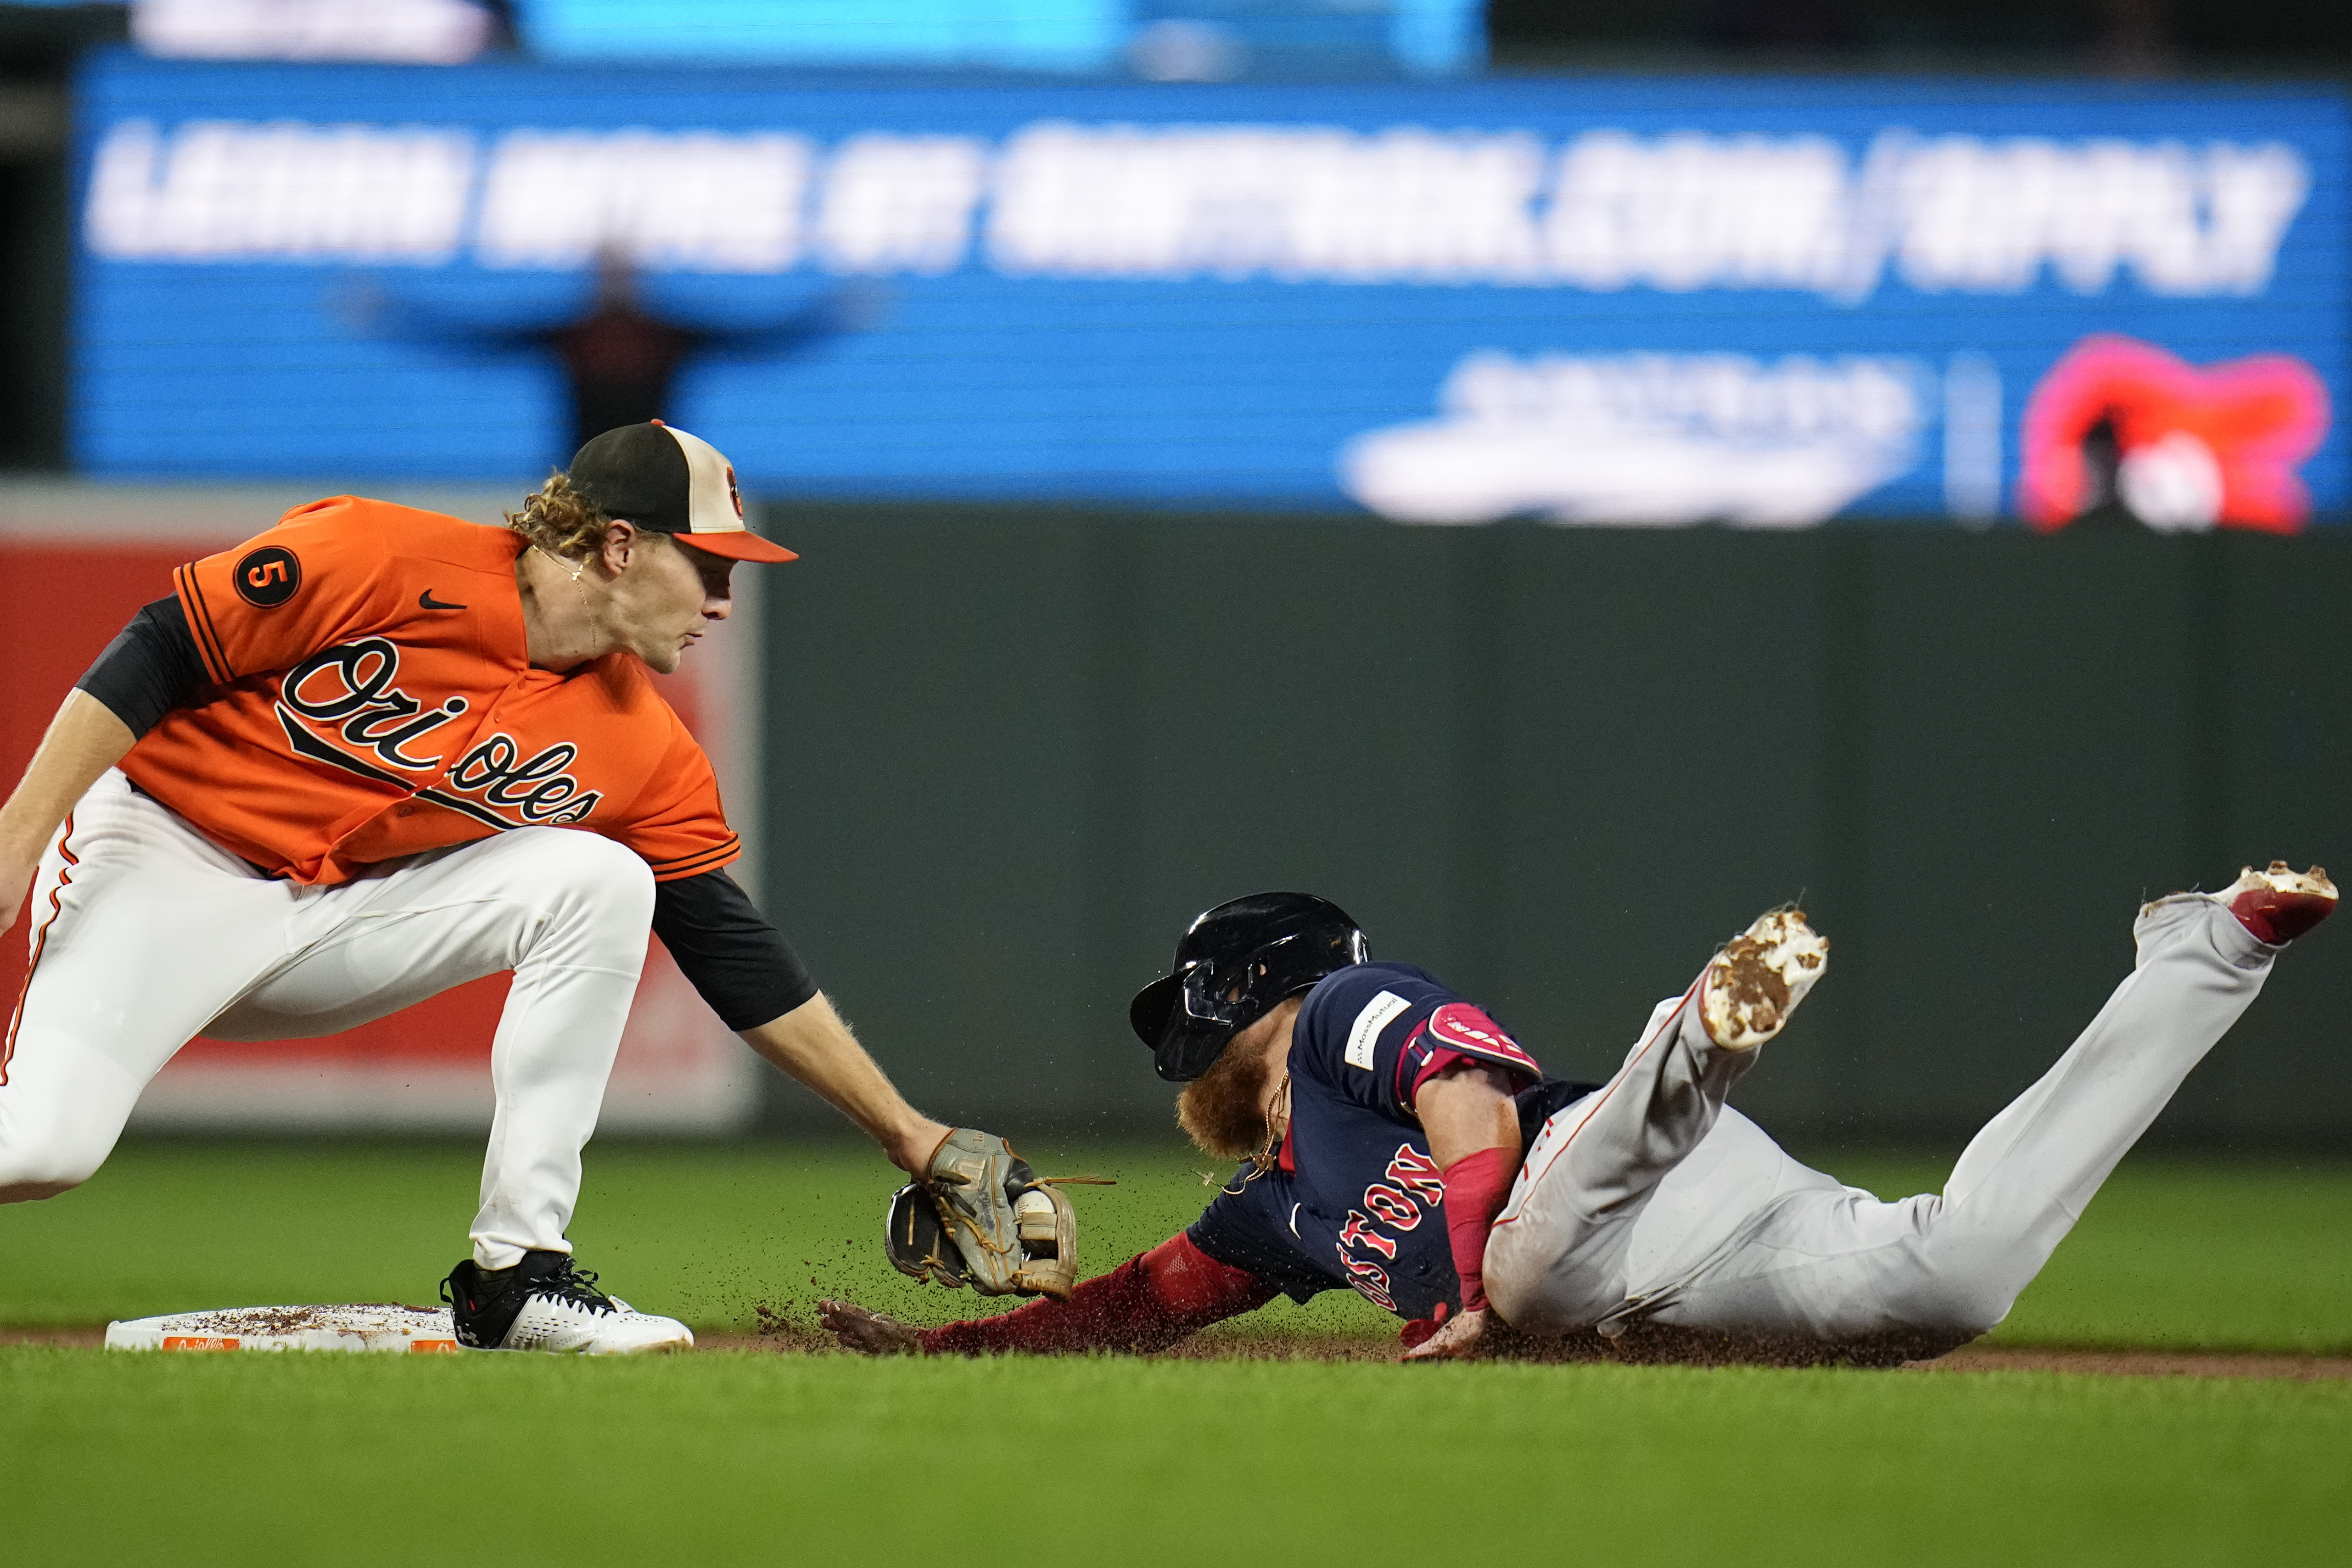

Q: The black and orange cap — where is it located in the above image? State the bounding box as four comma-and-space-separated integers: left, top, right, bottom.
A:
565, 421, 796, 564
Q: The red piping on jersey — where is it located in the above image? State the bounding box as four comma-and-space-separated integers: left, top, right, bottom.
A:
2, 812, 79, 1086
1488, 976, 1702, 1232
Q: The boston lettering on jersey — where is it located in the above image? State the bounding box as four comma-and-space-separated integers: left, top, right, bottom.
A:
1330, 1142, 1452, 1311
1186, 962, 1554, 1321
120, 497, 738, 887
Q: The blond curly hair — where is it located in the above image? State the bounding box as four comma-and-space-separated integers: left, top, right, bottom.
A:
504, 472, 615, 567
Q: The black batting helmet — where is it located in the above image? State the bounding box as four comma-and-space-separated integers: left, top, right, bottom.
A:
1128, 892, 1368, 1082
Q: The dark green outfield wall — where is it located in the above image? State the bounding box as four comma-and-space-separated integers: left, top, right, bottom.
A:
753, 508, 2350, 1148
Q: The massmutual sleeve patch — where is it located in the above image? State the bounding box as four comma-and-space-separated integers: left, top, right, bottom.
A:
1344, 991, 1414, 1069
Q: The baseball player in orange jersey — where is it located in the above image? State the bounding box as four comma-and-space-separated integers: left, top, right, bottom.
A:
0, 421, 1039, 1353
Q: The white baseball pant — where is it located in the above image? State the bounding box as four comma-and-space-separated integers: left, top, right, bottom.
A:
0, 768, 653, 1268
1483, 892, 2274, 1347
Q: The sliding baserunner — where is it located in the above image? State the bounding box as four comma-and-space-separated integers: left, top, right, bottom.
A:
822, 872, 2333, 1361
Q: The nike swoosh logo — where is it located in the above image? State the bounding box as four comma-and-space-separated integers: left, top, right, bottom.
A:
419, 590, 467, 610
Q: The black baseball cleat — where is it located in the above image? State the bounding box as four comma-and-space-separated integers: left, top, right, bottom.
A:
441, 1250, 693, 1354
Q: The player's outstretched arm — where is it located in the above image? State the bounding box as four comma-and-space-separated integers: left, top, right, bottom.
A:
1403, 1060, 1524, 1361
820, 1231, 1277, 1356
0, 690, 136, 925
738, 994, 951, 1175
657, 880, 1056, 1292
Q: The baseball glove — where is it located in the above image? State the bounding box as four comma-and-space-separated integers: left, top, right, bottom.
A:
885, 1129, 1083, 1300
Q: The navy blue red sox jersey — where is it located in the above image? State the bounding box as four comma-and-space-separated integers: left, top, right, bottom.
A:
1185, 962, 1591, 1321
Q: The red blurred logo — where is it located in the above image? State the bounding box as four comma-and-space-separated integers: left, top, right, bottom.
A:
2019, 336, 2329, 534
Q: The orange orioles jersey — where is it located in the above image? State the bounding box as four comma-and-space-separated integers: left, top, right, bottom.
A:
120, 497, 740, 887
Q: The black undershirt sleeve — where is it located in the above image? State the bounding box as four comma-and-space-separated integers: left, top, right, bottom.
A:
73, 594, 206, 736
651, 869, 818, 1032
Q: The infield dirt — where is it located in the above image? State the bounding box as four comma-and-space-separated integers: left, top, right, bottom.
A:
14, 1323, 2348, 1380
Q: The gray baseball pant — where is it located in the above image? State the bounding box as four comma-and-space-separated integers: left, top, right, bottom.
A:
1482, 892, 2273, 1345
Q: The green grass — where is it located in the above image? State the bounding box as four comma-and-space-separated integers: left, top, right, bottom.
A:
5, 1140, 2349, 1565
3, 1347, 2347, 1566
5, 1139, 2349, 1351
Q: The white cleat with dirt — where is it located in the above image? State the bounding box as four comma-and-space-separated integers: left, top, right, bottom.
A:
1699, 907, 1829, 1051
